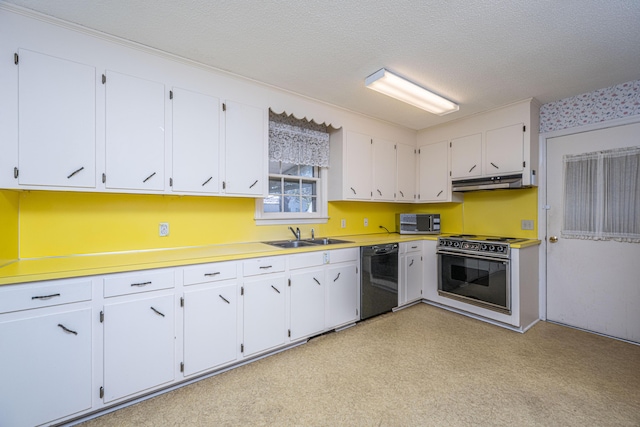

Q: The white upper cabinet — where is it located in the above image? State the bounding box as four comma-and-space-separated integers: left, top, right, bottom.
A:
419, 141, 451, 202
372, 138, 396, 201
344, 130, 373, 200
105, 70, 166, 191
396, 143, 416, 202
17, 49, 96, 188
223, 100, 267, 197
484, 123, 525, 175
171, 88, 220, 194
450, 133, 482, 179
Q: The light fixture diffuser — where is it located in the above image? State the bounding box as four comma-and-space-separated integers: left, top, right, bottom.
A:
365, 68, 459, 116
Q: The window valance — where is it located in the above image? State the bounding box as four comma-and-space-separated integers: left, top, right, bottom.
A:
268, 110, 330, 168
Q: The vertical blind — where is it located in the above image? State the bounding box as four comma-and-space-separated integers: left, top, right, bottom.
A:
563, 146, 640, 242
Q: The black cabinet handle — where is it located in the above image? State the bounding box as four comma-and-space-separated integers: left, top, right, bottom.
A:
150, 307, 165, 317
377, 189, 382, 196
468, 164, 477, 173
333, 272, 341, 282
313, 277, 321, 285
32, 293, 60, 300
491, 162, 499, 169
437, 190, 443, 197
57, 324, 78, 335
67, 166, 85, 179
399, 191, 404, 197
143, 172, 157, 183
219, 295, 230, 304
202, 177, 212, 186
204, 272, 220, 277
409, 259, 414, 267
259, 265, 273, 269
271, 285, 281, 294
131, 281, 151, 287
350, 187, 356, 194
249, 180, 258, 188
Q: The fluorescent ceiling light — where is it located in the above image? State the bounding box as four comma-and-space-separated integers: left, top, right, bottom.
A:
365, 68, 459, 116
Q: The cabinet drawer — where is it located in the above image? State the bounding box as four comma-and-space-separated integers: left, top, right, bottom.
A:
183, 261, 237, 286
104, 270, 174, 297
0, 279, 92, 314
242, 257, 285, 277
328, 248, 359, 264
403, 241, 423, 253
289, 251, 326, 270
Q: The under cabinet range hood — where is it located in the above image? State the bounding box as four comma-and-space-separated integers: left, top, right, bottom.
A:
452, 174, 523, 192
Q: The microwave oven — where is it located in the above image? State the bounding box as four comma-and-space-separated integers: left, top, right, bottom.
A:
396, 213, 440, 234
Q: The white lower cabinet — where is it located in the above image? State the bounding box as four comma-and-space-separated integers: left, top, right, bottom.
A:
183, 282, 237, 376
0, 305, 92, 427
399, 241, 424, 306
241, 275, 287, 357
103, 292, 175, 402
290, 267, 326, 340
326, 249, 360, 328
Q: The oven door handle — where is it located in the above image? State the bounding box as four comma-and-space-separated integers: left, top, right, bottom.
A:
437, 251, 508, 262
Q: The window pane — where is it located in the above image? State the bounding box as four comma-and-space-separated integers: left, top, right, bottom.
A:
301, 180, 316, 196
282, 163, 298, 176
301, 196, 316, 213
263, 195, 282, 213
284, 196, 300, 212
284, 179, 299, 195
269, 178, 282, 195
269, 161, 281, 175
300, 165, 315, 177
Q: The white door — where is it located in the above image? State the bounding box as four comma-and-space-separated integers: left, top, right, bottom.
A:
485, 123, 524, 175
546, 121, 640, 343
450, 133, 482, 179
345, 131, 372, 200
372, 138, 396, 201
396, 143, 416, 201
290, 267, 325, 340
418, 141, 449, 201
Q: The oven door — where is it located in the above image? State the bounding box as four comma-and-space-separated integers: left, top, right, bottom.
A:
437, 251, 511, 314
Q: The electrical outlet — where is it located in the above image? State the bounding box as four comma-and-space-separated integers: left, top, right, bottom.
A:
364, 218, 368, 227
341, 219, 346, 228
521, 220, 534, 230
159, 222, 169, 236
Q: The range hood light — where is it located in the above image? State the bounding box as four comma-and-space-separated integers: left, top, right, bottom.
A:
365, 68, 459, 116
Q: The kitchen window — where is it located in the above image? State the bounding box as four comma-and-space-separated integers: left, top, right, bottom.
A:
255, 111, 331, 225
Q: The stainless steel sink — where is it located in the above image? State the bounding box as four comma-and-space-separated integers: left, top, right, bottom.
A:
264, 240, 318, 249
264, 238, 352, 249
303, 238, 353, 245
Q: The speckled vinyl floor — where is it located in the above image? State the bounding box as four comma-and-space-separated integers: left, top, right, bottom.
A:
75, 304, 640, 427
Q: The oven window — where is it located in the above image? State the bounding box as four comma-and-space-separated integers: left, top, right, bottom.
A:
440, 254, 509, 310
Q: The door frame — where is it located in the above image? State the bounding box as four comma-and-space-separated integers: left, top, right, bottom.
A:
537, 115, 640, 320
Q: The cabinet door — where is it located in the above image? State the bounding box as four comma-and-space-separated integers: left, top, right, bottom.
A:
103, 293, 175, 402
224, 100, 266, 196
290, 267, 325, 340
172, 88, 220, 193
183, 282, 237, 376
422, 240, 439, 301
396, 143, 416, 201
327, 263, 359, 328
405, 253, 424, 303
0, 307, 92, 427
344, 131, 372, 200
105, 70, 165, 191
419, 141, 449, 201
372, 138, 396, 201
242, 276, 286, 357
485, 123, 524, 175
450, 133, 482, 179
18, 49, 96, 188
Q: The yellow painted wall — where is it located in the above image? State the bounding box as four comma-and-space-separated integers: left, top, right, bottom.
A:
14, 188, 537, 259
0, 190, 19, 262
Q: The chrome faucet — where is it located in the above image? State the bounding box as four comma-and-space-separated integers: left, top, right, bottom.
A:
288, 226, 301, 240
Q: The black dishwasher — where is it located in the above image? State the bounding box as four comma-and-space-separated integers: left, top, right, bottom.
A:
360, 244, 399, 320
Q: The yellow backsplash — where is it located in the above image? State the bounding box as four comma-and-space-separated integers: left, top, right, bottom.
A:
8, 187, 537, 259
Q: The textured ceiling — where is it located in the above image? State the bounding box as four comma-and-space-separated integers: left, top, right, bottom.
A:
4, 0, 640, 130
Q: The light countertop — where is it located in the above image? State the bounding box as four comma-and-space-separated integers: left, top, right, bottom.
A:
0, 234, 540, 286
